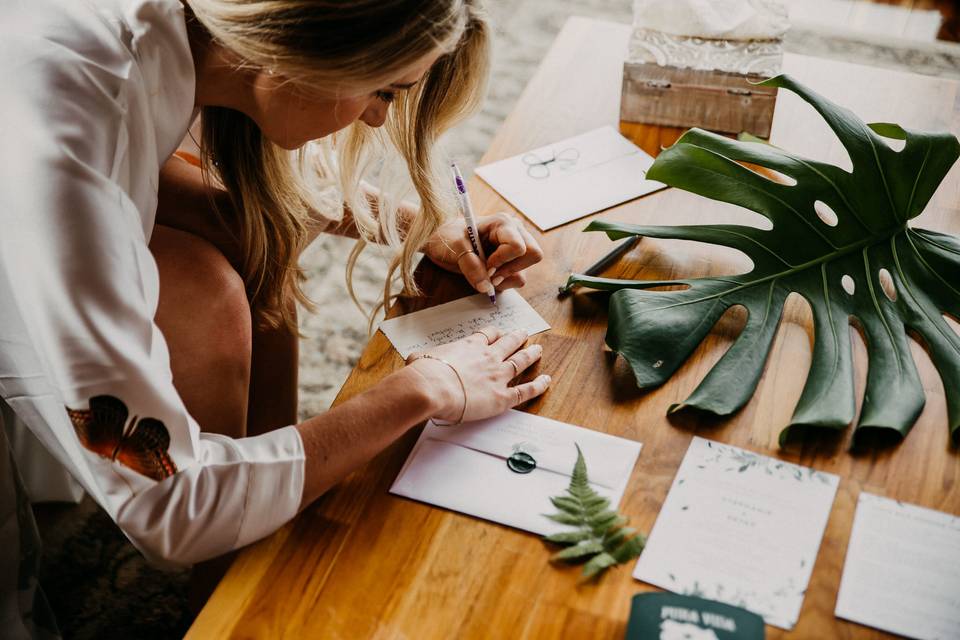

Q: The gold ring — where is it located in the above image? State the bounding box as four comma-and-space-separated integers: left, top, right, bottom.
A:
515, 386, 523, 405
474, 329, 494, 345
507, 358, 520, 377
456, 249, 476, 261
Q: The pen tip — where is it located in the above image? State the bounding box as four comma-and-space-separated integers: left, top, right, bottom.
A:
489, 294, 497, 305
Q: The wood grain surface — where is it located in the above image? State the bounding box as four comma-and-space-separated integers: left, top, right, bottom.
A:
187, 18, 960, 639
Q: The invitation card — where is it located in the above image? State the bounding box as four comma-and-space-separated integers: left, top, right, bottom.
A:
633, 437, 839, 629
835, 493, 960, 640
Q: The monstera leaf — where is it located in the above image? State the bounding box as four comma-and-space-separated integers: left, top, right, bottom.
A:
567, 75, 960, 447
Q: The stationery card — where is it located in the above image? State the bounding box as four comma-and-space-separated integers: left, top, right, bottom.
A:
626, 593, 766, 640
474, 125, 667, 230
633, 437, 839, 630
378, 289, 550, 359
835, 493, 960, 640
390, 409, 642, 536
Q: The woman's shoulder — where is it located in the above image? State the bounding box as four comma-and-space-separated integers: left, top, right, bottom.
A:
0, 0, 194, 172
1, 0, 191, 83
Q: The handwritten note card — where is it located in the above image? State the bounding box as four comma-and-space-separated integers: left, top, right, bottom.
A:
835, 493, 960, 640
378, 289, 550, 359
475, 126, 666, 231
633, 437, 839, 630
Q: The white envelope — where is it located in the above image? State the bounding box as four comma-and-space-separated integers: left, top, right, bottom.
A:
390, 409, 642, 536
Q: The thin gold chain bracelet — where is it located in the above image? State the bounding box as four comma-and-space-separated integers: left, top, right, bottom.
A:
409, 354, 467, 426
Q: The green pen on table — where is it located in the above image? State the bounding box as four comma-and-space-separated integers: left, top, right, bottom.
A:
558, 236, 641, 295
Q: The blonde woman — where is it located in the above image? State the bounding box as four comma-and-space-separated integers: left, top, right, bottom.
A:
0, 0, 551, 633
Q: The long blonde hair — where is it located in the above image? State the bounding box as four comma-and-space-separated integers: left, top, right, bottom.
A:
186, 0, 490, 330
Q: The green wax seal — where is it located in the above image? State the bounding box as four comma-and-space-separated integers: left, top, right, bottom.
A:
507, 451, 536, 474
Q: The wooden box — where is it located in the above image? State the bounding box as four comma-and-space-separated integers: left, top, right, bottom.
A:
620, 28, 783, 137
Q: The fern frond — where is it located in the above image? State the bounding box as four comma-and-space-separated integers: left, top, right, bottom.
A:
582, 552, 618, 580
543, 444, 645, 581
552, 540, 604, 561
543, 530, 592, 544
612, 534, 646, 563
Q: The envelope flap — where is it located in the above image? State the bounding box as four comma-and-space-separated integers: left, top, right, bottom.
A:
423, 410, 641, 491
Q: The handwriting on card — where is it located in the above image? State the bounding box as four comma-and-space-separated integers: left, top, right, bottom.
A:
405, 305, 527, 353
379, 289, 550, 359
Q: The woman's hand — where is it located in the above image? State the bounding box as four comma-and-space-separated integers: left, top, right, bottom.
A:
424, 212, 544, 296
405, 326, 551, 424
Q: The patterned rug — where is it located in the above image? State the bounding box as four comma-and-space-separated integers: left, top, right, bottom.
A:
36, 2, 960, 638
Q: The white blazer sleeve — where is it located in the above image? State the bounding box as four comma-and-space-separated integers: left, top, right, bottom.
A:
0, 23, 305, 567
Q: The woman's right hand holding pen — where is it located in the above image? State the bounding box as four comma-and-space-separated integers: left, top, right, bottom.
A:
406, 326, 551, 424
424, 213, 544, 297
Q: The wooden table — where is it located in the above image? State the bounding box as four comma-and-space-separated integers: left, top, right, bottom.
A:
188, 18, 960, 639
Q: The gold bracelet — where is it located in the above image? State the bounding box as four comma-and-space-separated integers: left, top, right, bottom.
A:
409, 354, 467, 426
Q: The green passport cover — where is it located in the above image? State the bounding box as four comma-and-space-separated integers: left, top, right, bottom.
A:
625, 592, 766, 639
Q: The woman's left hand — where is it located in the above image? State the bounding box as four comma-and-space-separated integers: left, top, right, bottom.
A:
424, 212, 543, 295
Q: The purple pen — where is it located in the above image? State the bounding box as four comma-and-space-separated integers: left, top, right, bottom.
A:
451, 164, 496, 305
